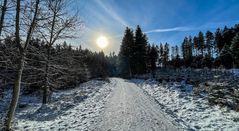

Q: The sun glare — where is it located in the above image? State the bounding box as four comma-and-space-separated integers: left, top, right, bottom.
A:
96, 36, 109, 49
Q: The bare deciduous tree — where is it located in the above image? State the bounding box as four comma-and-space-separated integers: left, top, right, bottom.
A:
38, 0, 80, 104
4, 0, 40, 130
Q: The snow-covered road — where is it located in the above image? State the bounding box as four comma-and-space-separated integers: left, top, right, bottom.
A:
2, 78, 182, 130
96, 78, 181, 131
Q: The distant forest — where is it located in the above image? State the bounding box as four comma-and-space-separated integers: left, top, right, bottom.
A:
118, 24, 239, 78
0, 38, 117, 90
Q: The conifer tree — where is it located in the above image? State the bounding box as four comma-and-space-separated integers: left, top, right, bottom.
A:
134, 25, 148, 74
198, 31, 205, 56
206, 31, 214, 58
146, 44, 151, 72
171, 46, 175, 60
234, 24, 239, 33
182, 37, 188, 60
182, 36, 192, 67
159, 43, 164, 67
118, 27, 134, 78
215, 28, 224, 54
188, 36, 193, 65
174, 45, 181, 68
220, 44, 233, 68
148, 44, 159, 78
163, 43, 169, 68
231, 33, 239, 67
193, 36, 199, 56
222, 26, 235, 46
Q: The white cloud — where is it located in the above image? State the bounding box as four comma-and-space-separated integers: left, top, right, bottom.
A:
145, 26, 192, 34
145, 20, 239, 34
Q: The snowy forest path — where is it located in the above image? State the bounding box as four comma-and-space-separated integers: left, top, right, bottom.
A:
96, 78, 181, 131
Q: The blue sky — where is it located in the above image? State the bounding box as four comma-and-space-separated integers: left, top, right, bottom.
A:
71, 0, 239, 54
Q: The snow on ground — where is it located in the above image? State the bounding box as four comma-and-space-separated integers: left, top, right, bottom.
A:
0, 79, 114, 130
95, 78, 182, 131
2, 77, 238, 130
133, 79, 239, 130
230, 69, 239, 77
1, 78, 184, 131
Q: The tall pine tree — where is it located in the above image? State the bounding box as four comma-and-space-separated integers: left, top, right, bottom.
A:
231, 33, 239, 67
220, 44, 233, 68
198, 31, 205, 56
148, 44, 159, 78
193, 36, 199, 56
159, 43, 164, 67
118, 27, 134, 78
206, 31, 214, 58
215, 28, 224, 54
163, 43, 169, 68
134, 25, 148, 74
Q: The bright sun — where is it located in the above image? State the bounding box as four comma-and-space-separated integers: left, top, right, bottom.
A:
96, 36, 109, 49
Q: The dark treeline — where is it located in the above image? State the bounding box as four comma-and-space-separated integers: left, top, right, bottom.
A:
0, 37, 115, 92
118, 24, 239, 78
178, 25, 239, 69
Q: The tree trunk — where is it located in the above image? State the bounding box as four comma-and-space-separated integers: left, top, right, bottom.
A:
42, 85, 48, 104
128, 59, 132, 78
152, 69, 155, 78
42, 8, 56, 104
4, 0, 40, 128
42, 47, 50, 104
0, 0, 8, 36
42, 62, 49, 104
4, 54, 25, 130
